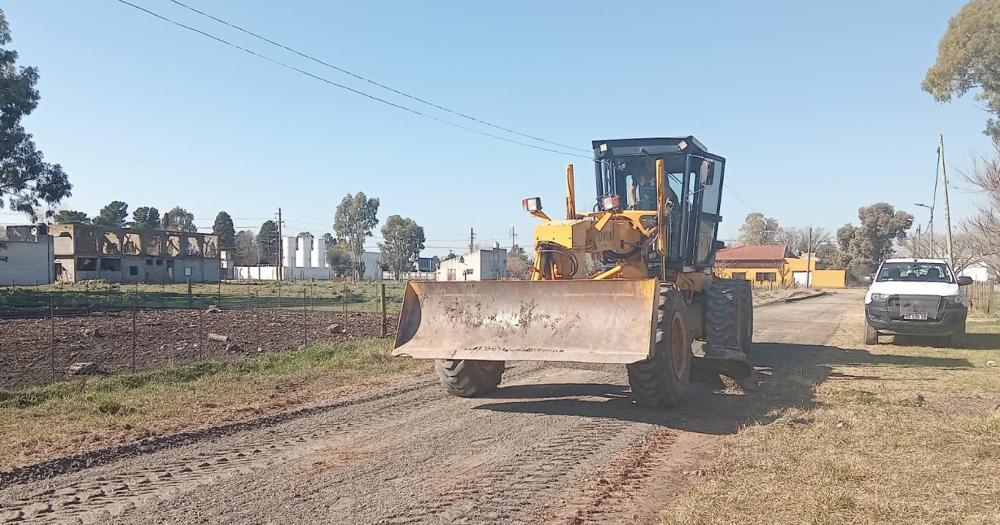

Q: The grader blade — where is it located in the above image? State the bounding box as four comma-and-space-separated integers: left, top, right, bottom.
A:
393, 279, 659, 364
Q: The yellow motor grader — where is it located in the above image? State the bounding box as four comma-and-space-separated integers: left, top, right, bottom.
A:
393, 137, 753, 407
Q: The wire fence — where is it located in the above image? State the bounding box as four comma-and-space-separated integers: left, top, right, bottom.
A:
968, 280, 995, 314
0, 280, 402, 390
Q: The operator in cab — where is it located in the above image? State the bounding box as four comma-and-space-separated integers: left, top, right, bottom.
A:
628, 157, 677, 211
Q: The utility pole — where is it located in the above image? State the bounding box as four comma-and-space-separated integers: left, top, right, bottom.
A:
805, 227, 813, 288
509, 226, 517, 250
939, 134, 954, 266
276, 207, 283, 281
469, 228, 476, 255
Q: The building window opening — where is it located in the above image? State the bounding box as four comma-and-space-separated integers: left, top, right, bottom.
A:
100, 258, 122, 272
77, 257, 98, 271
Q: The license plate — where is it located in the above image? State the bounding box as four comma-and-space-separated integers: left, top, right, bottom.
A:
903, 313, 928, 320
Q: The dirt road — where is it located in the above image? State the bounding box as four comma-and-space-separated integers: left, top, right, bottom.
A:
0, 291, 860, 524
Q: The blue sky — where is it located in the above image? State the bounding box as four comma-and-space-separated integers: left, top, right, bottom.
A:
1, 1, 993, 255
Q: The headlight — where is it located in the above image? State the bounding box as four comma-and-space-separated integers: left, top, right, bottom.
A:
870, 293, 891, 302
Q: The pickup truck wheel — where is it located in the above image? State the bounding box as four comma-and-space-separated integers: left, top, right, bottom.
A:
949, 325, 966, 348
864, 322, 879, 345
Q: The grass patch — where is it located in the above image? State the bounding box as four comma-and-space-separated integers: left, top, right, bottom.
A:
0, 338, 429, 469
663, 306, 1000, 524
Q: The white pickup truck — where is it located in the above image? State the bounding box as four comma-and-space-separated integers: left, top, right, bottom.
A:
864, 258, 973, 346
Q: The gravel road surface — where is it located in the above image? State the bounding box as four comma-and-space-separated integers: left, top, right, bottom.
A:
0, 290, 861, 524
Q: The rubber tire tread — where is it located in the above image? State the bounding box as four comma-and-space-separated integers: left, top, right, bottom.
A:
627, 287, 691, 407
950, 323, 966, 348
435, 359, 505, 397
705, 280, 741, 351
864, 322, 879, 345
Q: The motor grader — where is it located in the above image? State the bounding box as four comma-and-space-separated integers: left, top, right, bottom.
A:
393, 137, 753, 407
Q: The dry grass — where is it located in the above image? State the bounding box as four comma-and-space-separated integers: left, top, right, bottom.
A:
0, 338, 430, 470
663, 313, 1000, 524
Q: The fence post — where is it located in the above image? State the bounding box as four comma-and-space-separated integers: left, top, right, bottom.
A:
342, 282, 348, 327
49, 297, 56, 380
380, 283, 387, 337
131, 293, 138, 372
988, 281, 994, 315
302, 289, 308, 347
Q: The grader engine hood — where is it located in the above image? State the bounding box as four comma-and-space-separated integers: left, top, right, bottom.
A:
392, 279, 659, 363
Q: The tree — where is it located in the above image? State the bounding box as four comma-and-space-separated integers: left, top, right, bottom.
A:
130, 206, 160, 230
0, 9, 71, 220
162, 206, 197, 232
52, 210, 88, 225
837, 203, 914, 268
507, 244, 533, 279
815, 242, 843, 269
257, 220, 279, 265
326, 241, 354, 278
775, 226, 831, 254
738, 212, 780, 245
333, 192, 380, 280
212, 211, 236, 249
233, 230, 257, 266
378, 215, 425, 280
962, 150, 1000, 274
923, 0, 1000, 143
92, 200, 129, 228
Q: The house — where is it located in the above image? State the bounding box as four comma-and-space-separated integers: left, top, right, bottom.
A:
49, 223, 221, 283
959, 261, 993, 282
437, 248, 507, 281
0, 224, 55, 285
714, 244, 846, 288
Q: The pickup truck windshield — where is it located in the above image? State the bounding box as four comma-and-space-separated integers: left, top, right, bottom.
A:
876, 262, 954, 283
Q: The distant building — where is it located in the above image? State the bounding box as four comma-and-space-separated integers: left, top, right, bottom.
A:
0, 224, 55, 285
49, 223, 221, 283
714, 244, 846, 288
232, 238, 384, 281
437, 248, 507, 281
959, 261, 993, 282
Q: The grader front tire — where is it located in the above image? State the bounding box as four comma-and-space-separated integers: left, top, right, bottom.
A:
435, 359, 505, 397
627, 287, 692, 407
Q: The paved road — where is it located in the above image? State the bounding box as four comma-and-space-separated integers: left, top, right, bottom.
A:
0, 290, 862, 524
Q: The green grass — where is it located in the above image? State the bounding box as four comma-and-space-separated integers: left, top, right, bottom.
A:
0, 338, 428, 469
0, 280, 408, 313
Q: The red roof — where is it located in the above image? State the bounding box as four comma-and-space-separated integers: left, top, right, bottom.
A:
716, 244, 789, 262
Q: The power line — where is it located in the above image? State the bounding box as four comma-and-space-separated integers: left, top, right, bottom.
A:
115, 0, 590, 159
168, 0, 591, 155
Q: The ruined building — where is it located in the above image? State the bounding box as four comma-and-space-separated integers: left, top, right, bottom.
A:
49, 224, 221, 283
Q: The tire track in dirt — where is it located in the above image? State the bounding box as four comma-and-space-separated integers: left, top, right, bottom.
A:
0, 293, 858, 524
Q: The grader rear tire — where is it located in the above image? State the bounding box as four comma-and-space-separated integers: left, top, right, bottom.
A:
435, 359, 505, 397
627, 287, 691, 407
705, 280, 743, 351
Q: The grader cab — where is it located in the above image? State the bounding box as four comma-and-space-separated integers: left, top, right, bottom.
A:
393, 137, 753, 407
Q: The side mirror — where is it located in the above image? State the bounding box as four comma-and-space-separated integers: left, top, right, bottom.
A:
957, 276, 974, 286
861, 275, 873, 284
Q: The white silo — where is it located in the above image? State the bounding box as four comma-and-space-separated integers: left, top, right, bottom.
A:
298, 233, 313, 268
312, 236, 326, 268
282, 236, 297, 268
